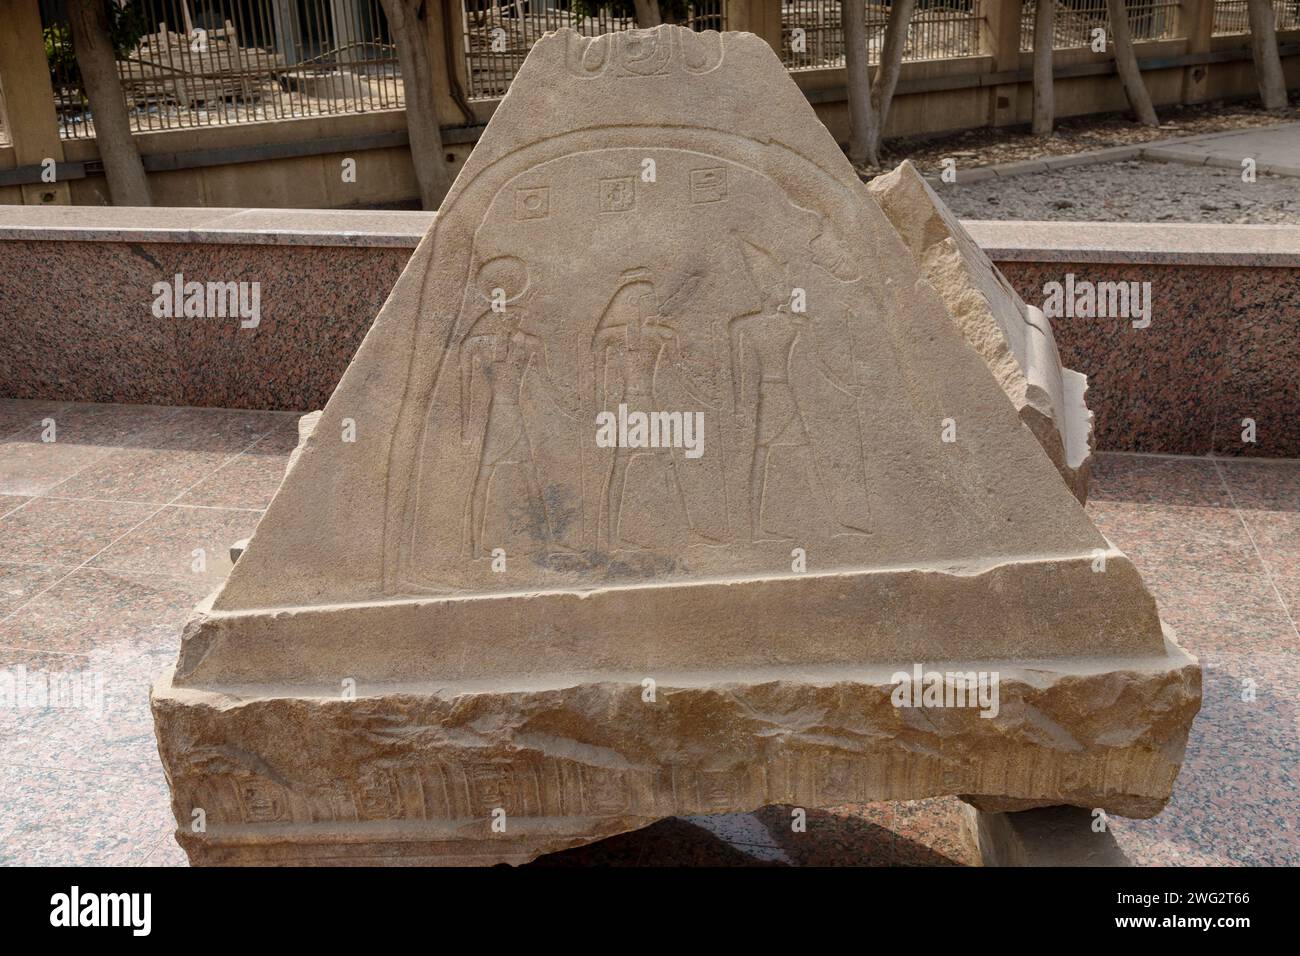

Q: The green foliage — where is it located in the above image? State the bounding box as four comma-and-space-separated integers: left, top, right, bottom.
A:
44, 1, 151, 87
109, 0, 151, 54
44, 24, 78, 79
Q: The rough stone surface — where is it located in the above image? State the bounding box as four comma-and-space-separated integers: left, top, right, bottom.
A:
288, 410, 321, 471
152, 25, 1200, 866
868, 161, 1093, 502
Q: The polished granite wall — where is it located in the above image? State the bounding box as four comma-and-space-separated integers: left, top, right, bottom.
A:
1, 212, 1295, 457
998, 261, 1300, 459
0, 239, 408, 410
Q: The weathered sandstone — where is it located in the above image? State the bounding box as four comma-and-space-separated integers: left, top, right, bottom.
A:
868, 161, 1093, 502
153, 25, 1199, 866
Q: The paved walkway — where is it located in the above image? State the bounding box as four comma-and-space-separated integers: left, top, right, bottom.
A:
0, 400, 1296, 866
938, 121, 1300, 224
1142, 122, 1300, 175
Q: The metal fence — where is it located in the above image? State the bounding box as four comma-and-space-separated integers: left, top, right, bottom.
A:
461, 2, 727, 101
1019, 0, 1106, 49
781, 1, 987, 72
41, 0, 403, 139
27, 0, 1299, 146
1019, 0, 1181, 51
1213, 0, 1300, 34
1124, 0, 1182, 39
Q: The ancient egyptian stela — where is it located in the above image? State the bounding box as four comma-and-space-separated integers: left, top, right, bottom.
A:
153, 26, 1200, 866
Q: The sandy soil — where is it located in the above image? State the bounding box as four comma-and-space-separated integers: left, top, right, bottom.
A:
940, 158, 1300, 224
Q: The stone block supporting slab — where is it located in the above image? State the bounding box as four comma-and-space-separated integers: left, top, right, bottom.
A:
961, 803, 1133, 867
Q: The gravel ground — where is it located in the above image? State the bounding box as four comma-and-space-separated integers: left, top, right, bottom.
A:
866, 99, 1300, 174
938, 158, 1300, 223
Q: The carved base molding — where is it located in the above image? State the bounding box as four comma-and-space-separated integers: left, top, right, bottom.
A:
153, 636, 1199, 866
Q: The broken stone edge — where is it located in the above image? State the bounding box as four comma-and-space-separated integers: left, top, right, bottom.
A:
151, 630, 1199, 866
867, 161, 1094, 502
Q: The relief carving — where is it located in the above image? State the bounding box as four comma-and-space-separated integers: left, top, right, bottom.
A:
394, 146, 873, 592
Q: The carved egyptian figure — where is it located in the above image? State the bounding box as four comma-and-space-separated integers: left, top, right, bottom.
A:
459, 256, 576, 558
729, 241, 872, 542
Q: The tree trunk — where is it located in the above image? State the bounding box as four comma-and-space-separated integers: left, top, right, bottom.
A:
67, 0, 151, 205
1032, 0, 1055, 136
380, 0, 453, 210
1246, 0, 1288, 110
633, 0, 662, 27
1105, 0, 1159, 126
843, 0, 878, 167
869, 0, 916, 158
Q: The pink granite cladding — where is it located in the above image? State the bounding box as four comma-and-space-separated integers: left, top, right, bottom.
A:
0, 239, 409, 412
997, 262, 1300, 458
0, 218, 1295, 456
965, 220, 1300, 268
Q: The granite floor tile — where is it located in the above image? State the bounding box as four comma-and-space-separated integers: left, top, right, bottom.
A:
892, 797, 980, 866
1110, 821, 1244, 867
539, 802, 974, 867
0, 431, 114, 496
0, 647, 91, 733
176, 446, 292, 510
678, 811, 783, 848
0, 645, 173, 780
705, 840, 794, 864
1090, 453, 1233, 507
752, 803, 899, 865
0, 567, 212, 656
131, 811, 189, 868
1123, 646, 1300, 867
4, 703, 169, 784
1188, 651, 1300, 760
1139, 565, 1298, 656
44, 407, 297, 505
253, 418, 310, 455
0, 765, 172, 866
0, 562, 70, 619
32, 402, 181, 447
118, 783, 185, 867
1270, 574, 1300, 625
534, 818, 784, 867
1237, 509, 1300, 577
0, 495, 29, 518
0, 400, 68, 440
50, 445, 233, 505
1215, 457, 1300, 512
150, 407, 298, 454
0, 404, 187, 497
136, 828, 190, 867
1111, 749, 1298, 867
0, 497, 158, 567
89, 505, 262, 582
1086, 500, 1266, 576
